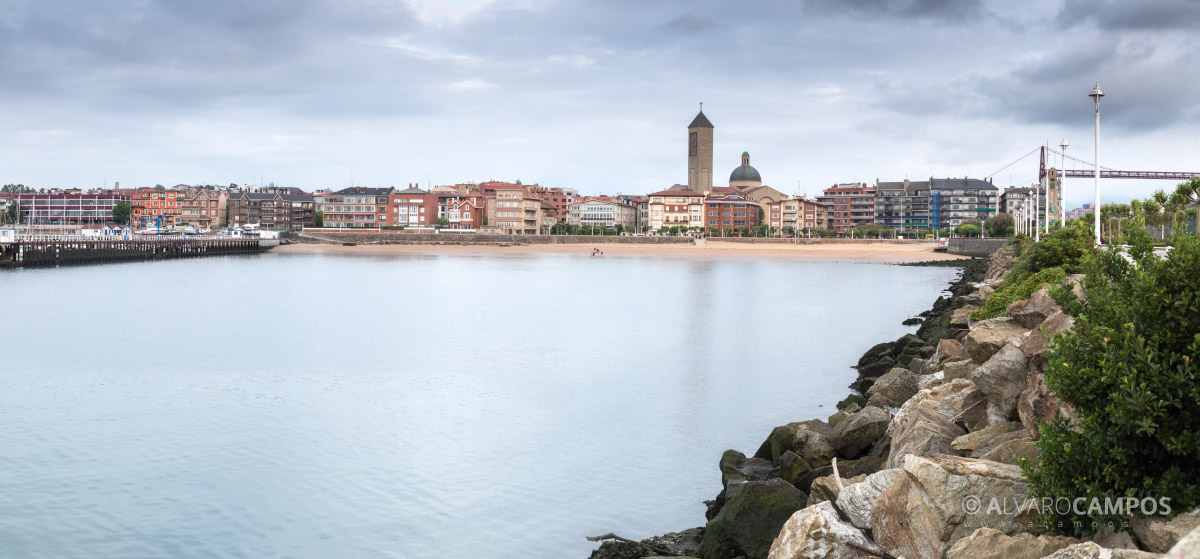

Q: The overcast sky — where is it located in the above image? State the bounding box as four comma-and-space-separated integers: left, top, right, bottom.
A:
2, 0, 1198, 207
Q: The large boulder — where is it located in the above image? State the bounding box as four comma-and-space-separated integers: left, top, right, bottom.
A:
834, 468, 901, 531
886, 379, 977, 468
945, 527, 1078, 559
937, 338, 964, 363
772, 450, 814, 488
1168, 522, 1200, 558
965, 318, 1030, 363
951, 421, 1025, 454
943, 358, 980, 381
866, 368, 920, 409
767, 501, 876, 559
719, 449, 774, 501
1131, 508, 1200, 553
755, 420, 836, 467
950, 308, 973, 329
1019, 310, 1076, 370
983, 246, 1015, 284
970, 343, 1030, 420
1007, 286, 1062, 329
978, 437, 1038, 466
829, 406, 891, 458
888, 404, 966, 468
1042, 542, 1163, 558
871, 455, 1033, 559
806, 472, 865, 507
701, 478, 807, 559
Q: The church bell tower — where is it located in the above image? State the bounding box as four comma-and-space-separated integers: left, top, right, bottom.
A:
687, 105, 714, 195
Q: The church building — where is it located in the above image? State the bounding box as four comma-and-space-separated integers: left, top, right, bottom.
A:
682, 107, 786, 205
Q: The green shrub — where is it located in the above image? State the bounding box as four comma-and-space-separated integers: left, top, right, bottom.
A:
970, 267, 1067, 320
1010, 219, 1094, 278
956, 223, 981, 237
1026, 228, 1200, 536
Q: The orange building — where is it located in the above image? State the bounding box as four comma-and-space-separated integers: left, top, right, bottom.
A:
131, 188, 183, 228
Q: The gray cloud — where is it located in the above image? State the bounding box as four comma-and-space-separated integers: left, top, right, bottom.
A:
0, 0, 1196, 204
1057, 0, 1200, 30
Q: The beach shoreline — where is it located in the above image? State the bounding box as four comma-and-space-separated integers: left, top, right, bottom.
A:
275, 240, 969, 263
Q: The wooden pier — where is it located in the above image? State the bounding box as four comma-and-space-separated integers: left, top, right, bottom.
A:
0, 235, 279, 268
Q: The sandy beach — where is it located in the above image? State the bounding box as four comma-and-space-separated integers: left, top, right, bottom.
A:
275, 240, 967, 262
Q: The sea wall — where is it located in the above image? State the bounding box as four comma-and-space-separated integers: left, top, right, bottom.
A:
947, 237, 1007, 257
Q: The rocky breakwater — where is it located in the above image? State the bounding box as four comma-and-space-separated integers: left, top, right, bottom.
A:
587, 246, 1200, 559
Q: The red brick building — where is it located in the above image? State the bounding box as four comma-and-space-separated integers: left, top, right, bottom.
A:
816, 183, 875, 232
703, 193, 762, 234
386, 186, 438, 228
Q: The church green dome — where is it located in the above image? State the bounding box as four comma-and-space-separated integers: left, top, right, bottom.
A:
729, 151, 761, 183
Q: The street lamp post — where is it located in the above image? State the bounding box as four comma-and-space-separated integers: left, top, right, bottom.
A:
1090, 83, 1104, 244
1059, 138, 1068, 227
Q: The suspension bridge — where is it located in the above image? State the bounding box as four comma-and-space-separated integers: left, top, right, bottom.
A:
988, 145, 1200, 186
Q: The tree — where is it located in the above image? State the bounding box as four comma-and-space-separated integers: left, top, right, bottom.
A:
111, 201, 131, 224
315, 210, 324, 227
955, 223, 981, 237
3, 202, 17, 224
154, 184, 165, 191
2, 184, 34, 194
985, 213, 1015, 237
1029, 226, 1200, 534
437, 217, 449, 227
614, 224, 624, 235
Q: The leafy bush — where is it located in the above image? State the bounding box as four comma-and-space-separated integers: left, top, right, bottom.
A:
956, 223, 981, 237
970, 266, 1067, 320
1010, 220, 1094, 278
1026, 228, 1200, 535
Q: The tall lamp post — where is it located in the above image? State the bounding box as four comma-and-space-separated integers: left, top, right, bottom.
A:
1090, 83, 1104, 244
1059, 138, 1068, 226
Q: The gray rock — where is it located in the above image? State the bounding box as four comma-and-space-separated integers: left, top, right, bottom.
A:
944, 358, 980, 381
772, 450, 813, 488
1018, 369, 1074, 440
1043, 541, 1163, 558
1090, 523, 1139, 550
909, 356, 929, 374
1167, 521, 1200, 558
1130, 508, 1200, 553
886, 379, 977, 468
951, 421, 1025, 453
867, 368, 921, 409
919, 371, 946, 390
829, 406, 891, 458
806, 473, 865, 508
755, 420, 836, 467
970, 343, 1030, 420
1019, 310, 1075, 370
701, 478, 807, 559
768, 501, 876, 559
719, 449, 774, 502
871, 454, 1034, 559
834, 468, 901, 531
945, 527, 1079, 559
1007, 286, 1062, 329
965, 317, 1030, 363
950, 308, 973, 328
978, 437, 1038, 466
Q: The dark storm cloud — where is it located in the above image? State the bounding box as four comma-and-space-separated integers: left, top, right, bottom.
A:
804, 0, 987, 22
1057, 0, 1200, 30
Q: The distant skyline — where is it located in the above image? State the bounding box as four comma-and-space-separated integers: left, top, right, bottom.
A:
2, 0, 1198, 208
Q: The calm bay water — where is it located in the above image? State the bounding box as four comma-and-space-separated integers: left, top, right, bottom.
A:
0, 250, 958, 558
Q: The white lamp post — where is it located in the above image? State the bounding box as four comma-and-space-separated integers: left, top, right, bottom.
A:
1090, 83, 1104, 244
1059, 138, 1068, 226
